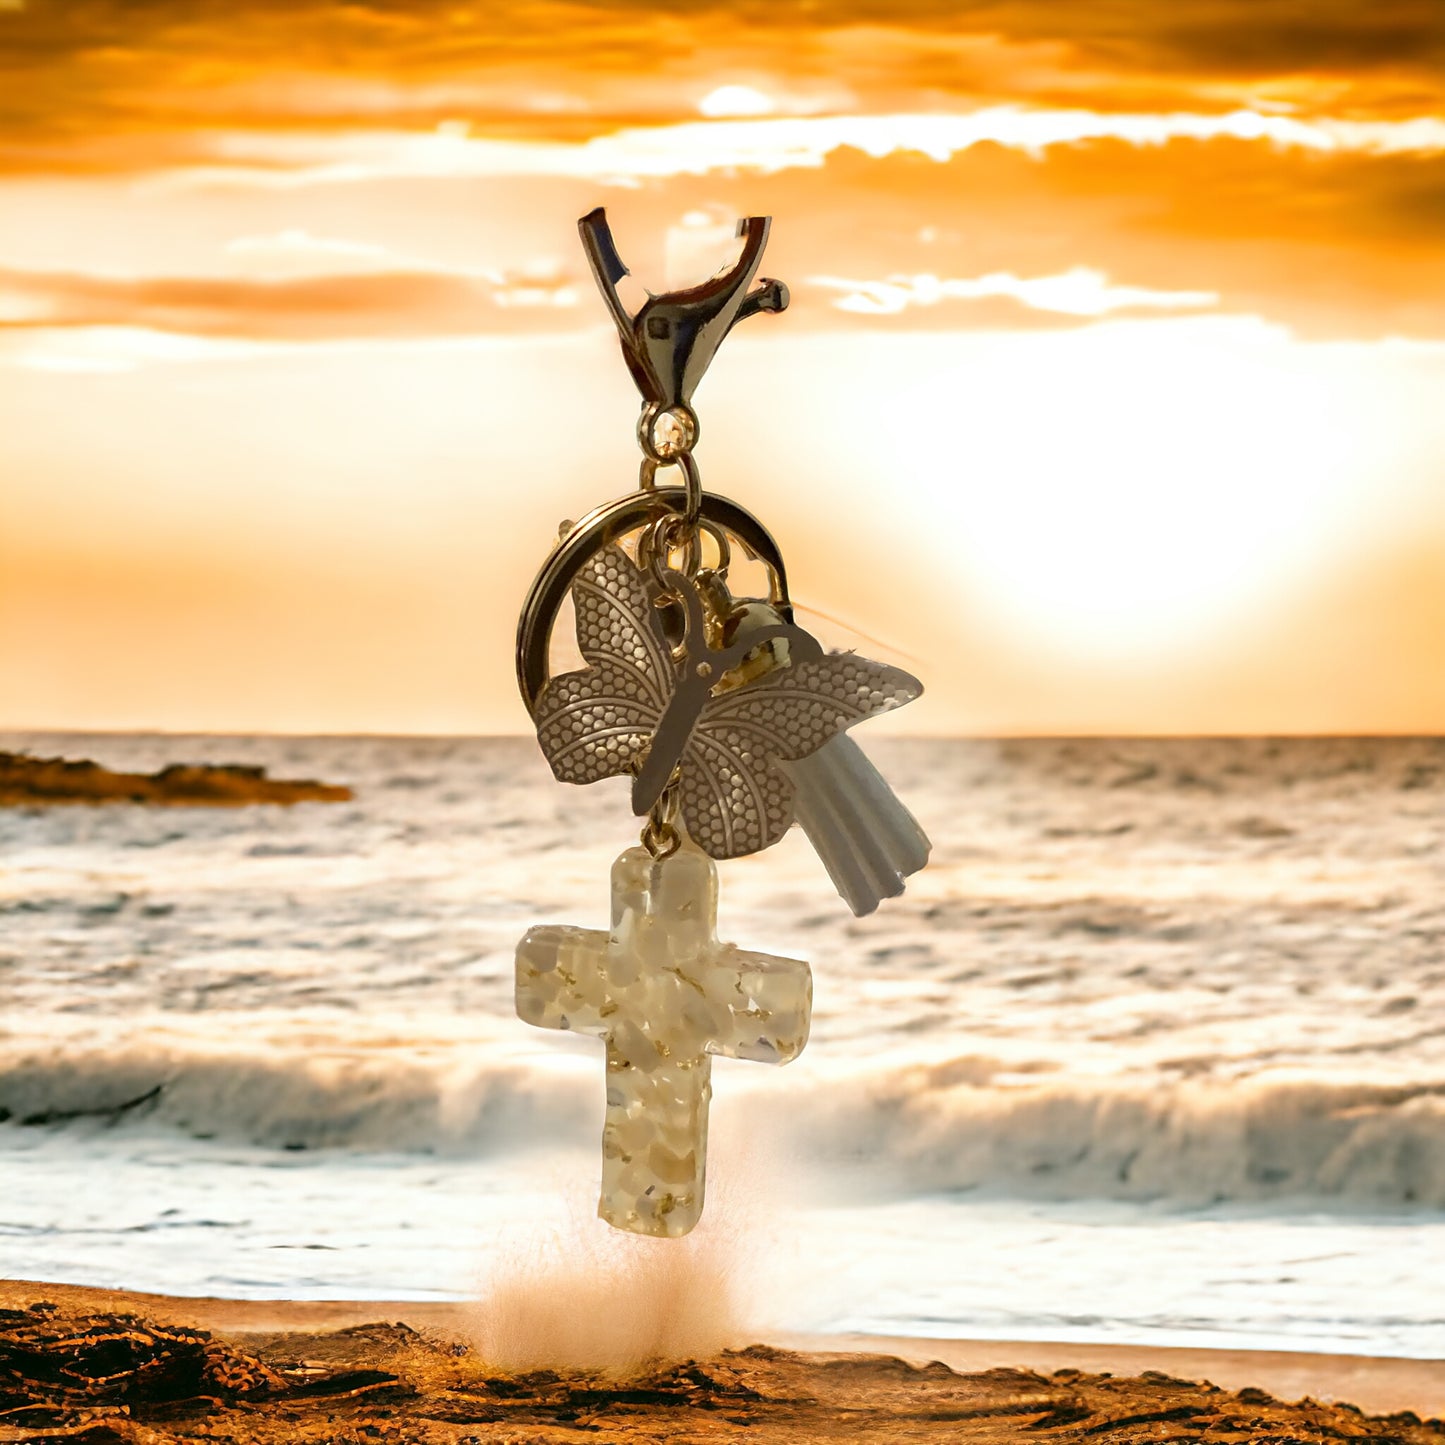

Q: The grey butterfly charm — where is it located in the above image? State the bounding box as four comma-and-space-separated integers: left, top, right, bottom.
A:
534, 544, 922, 861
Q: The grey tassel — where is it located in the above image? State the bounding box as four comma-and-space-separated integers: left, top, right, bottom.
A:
781, 735, 930, 916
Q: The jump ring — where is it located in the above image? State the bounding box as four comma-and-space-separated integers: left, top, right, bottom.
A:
644, 514, 702, 586
642, 819, 682, 861
638, 451, 702, 529
640, 769, 683, 859
676, 452, 703, 527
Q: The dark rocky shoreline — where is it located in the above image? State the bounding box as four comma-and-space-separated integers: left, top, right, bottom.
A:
0, 751, 351, 806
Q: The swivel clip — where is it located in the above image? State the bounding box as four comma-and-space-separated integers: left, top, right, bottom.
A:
577, 206, 789, 461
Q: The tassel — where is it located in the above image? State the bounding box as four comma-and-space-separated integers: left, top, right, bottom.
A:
781, 734, 930, 916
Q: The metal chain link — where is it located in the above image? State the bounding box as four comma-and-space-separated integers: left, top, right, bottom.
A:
635, 404, 704, 859
640, 769, 683, 859
638, 414, 706, 594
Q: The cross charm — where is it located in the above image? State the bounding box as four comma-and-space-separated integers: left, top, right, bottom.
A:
515, 843, 812, 1237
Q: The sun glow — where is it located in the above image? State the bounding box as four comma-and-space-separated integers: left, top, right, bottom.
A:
802, 320, 1403, 662
697, 84, 776, 118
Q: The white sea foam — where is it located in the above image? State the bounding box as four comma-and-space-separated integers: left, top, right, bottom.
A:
2, 1034, 1442, 1205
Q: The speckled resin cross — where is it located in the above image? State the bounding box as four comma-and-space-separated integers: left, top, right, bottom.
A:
515, 843, 812, 1237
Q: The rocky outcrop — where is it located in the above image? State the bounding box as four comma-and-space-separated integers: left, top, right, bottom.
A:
0, 752, 351, 806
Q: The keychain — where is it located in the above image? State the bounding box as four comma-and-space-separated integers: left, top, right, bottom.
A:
514, 209, 930, 1237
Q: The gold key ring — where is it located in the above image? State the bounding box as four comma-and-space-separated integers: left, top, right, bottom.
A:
514, 486, 794, 715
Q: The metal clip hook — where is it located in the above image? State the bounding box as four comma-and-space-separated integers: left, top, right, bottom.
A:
578, 206, 789, 424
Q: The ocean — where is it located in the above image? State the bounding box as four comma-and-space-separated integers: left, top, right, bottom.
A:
1, 732, 1441, 1357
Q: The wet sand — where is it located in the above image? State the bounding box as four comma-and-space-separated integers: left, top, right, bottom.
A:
2, 1280, 1440, 1443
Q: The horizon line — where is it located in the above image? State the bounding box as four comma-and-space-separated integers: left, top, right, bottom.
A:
2, 728, 1440, 744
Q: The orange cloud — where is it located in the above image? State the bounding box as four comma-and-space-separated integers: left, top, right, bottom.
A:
811, 268, 1219, 320
0, 259, 580, 339
634, 140, 1445, 341
1, 1, 1442, 169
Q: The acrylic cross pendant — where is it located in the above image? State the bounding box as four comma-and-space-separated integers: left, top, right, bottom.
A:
515, 843, 812, 1236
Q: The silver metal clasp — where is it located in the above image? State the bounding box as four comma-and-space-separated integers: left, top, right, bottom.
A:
577, 206, 789, 458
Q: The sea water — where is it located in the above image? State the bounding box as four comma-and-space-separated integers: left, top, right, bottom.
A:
1, 733, 1441, 1356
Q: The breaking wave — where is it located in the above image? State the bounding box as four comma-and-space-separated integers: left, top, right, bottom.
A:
3, 1042, 1441, 1209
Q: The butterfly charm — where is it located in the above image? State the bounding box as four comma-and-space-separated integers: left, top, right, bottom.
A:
533, 543, 922, 860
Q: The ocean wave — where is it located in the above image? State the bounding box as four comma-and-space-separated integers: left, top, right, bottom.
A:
798, 1060, 1445, 1208
0, 1043, 600, 1156
3, 1043, 1441, 1209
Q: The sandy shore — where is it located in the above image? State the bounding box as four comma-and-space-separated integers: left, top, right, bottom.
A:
2, 1279, 1440, 1443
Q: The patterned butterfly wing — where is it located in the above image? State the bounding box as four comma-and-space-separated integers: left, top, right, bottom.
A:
677, 652, 923, 858
533, 545, 675, 786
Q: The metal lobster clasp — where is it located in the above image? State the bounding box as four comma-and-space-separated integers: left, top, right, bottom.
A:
578, 206, 789, 456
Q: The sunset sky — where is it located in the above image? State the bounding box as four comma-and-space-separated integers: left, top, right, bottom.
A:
1, 1, 1443, 735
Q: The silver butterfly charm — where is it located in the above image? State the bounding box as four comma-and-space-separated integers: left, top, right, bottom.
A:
534, 544, 924, 870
